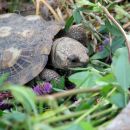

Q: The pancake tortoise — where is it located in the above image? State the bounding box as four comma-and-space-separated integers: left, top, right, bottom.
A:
0, 13, 89, 85
0, 13, 62, 84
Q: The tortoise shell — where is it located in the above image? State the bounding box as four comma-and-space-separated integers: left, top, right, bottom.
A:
0, 13, 62, 84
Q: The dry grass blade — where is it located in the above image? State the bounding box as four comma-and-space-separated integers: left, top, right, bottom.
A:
123, 22, 130, 29
56, 7, 64, 22
36, 0, 40, 15
35, 0, 61, 22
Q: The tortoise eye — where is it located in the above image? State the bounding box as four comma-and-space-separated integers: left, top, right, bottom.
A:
68, 55, 79, 63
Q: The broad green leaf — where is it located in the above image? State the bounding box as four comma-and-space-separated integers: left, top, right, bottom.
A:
66, 124, 82, 130
91, 50, 109, 60
109, 92, 126, 108
111, 47, 130, 89
101, 85, 114, 97
73, 8, 82, 24
96, 73, 117, 86
80, 122, 96, 130
65, 122, 96, 130
3, 111, 26, 122
104, 19, 125, 54
91, 48, 110, 60
98, 25, 107, 33
111, 36, 125, 53
105, 19, 123, 37
69, 70, 102, 88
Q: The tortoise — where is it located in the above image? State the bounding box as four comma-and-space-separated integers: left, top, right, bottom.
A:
0, 13, 89, 85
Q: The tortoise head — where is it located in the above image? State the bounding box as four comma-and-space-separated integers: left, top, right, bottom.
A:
51, 37, 89, 69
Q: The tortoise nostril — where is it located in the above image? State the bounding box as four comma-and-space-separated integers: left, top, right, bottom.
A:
68, 55, 79, 63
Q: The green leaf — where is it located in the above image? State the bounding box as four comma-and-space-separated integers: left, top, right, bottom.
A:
105, 19, 123, 37
115, 5, 130, 19
66, 122, 96, 130
111, 36, 125, 53
101, 85, 114, 97
33, 124, 53, 130
104, 19, 125, 54
91, 48, 110, 60
76, 99, 95, 110
91, 44, 111, 60
69, 70, 102, 88
76, 0, 95, 7
109, 92, 126, 108
92, 5, 102, 12
7, 85, 38, 115
96, 73, 117, 86
111, 47, 130, 89
51, 76, 65, 90
66, 124, 82, 130
65, 16, 74, 32
98, 25, 107, 33
0, 110, 4, 117
0, 73, 9, 87
73, 8, 82, 24
80, 122, 96, 130
3, 111, 26, 122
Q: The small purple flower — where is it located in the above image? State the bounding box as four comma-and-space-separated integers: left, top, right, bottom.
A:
0, 92, 13, 110
98, 45, 104, 52
33, 82, 52, 96
103, 38, 110, 45
43, 82, 52, 93
0, 101, 13, 110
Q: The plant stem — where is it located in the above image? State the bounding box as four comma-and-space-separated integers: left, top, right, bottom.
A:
91, 107, 116, 119
43, 105, 115, 124
92, 109, 117, 126
37, 87, 100, 101
92, 116, 108, 126
35, 103, 79, 122
74, 104, 100, 123
98, 3, 130, 61
44, 110, 87, 123
91, 60, 111, 68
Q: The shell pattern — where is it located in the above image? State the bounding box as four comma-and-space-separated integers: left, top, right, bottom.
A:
0, 13, 62, 84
